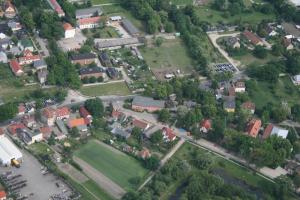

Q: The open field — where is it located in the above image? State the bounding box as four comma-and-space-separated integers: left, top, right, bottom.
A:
233, 52, 278, 67
247, 76, 300, 110
92, 0, 119, 4
170, 0, 193, 5
74, 140, 148, 191
83, 27, 119, 38
82, 180, 114, 200
79, 82, 131, 97
140, 38, 195, 74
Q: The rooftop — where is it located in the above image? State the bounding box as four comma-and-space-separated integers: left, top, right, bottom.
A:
132, 96, 165, 108
71, 53, 96, 61
76, 7, 102, 18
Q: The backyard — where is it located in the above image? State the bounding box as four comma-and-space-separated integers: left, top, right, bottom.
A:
79, 82, 131, 97
74, 140, 149, 191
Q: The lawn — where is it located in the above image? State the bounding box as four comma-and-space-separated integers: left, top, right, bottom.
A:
233, 51, 279, 68
79, 82, 131, 97
74, 140, 148, 190
82, 180, 114, 200
140, 38, 195, 74
83, 27, 119, 39
247, 76, 300, 110
92, 0, 119, 5
170, 0, 193, 5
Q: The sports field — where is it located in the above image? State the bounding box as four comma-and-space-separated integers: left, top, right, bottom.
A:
74, 140, 148, 190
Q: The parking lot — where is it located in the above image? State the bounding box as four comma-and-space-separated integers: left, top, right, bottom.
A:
0, 150, 74, 200
214, 63, 237, 73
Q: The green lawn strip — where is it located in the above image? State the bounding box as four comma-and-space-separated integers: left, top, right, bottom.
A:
29, 142, 54, 156
74, 140, 148, 190
92, 0, 119, 5
79, 82, 131, 97
170, 0, 193, 5
82, 180, 114, 200
66, 177, 100, 200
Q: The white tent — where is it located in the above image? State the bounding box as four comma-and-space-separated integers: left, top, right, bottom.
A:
0, 135, 22, 165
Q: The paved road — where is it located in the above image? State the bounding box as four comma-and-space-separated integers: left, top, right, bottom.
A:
73, 156, 126, 199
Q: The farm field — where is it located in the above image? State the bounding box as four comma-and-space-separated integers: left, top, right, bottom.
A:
140, 38, 195, 74
74, 140, 149, 190
79, 82, 131, 97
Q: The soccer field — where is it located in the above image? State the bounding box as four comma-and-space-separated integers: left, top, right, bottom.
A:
74, 140, 148, 190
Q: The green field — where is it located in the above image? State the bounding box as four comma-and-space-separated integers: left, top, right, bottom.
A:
83, 27, 119, 38
92, 0, 119, 4
74, 140, 148, 190
140, 38, 195, 73
79, 82, 131, 97
170, 0, 193, 5
82, 180, 114, 200
247, 76, 300, 110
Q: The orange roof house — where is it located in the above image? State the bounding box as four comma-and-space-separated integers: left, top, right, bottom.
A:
243, 30, 263, 46
246, 119, 261, 138
67, 118, 86, 128
139, 148, 151, 159
162, 127, 176, 142
9, 59, 23, 76
200, 119, 212, 133
0, 190, 6, 200
241, 101, 256, 114
7, 123, 25, 135
132, 119, 150, 131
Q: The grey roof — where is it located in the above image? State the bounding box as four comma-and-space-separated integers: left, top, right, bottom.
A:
0, 38, 11, 46
33, 59, 47, 69
80, 67, 104, 75
121, 19, 140, 35
56, 119, 68, 135
7, 20, 18, 29
223, 96, 235, 109
111, 127, 130, 139
71, 53, 96, 61
132, 96, 165, 108
77, 124, 88, 131
95, 38, 142, 49
76, 7, 102, 19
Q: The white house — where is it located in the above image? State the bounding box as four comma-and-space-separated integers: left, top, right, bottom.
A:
63, 23, 75, 39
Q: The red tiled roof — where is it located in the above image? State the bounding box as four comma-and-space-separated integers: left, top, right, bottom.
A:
162, 127, 176, 141
40, 126, 52, 139
132, 119, 148, 130
43, 107, 56, 119
111, 109, 122, 118
78, 16, 100, 25
243, 30, 262, 45
263, 124, 274, 139
49, 0, 64, 14
23, 49, 33, 57
201, 119, 212, 130
0, 128, 4, 135
4, 1, 15, 12
241, 101, 255, 111
139, 148, 151, 159
228, 87, 236, 96
0, 190, 6, 198
8, 123, 25, 135
246, 119, 261, 138
68, 118, 86, 128
9, 59, 22, 74
18, 55, 40, 65
63, 23, 74, 31
79, 106, 91, 118
56, 107, 70, 118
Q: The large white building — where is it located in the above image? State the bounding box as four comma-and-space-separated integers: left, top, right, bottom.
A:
0, 135, 22, 166
63, 23, 75, 39
290, 0, 300, 6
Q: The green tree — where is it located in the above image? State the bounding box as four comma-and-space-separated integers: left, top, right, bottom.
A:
158, 109, 170, 123
84, 98, 104, 118
253, 46, 268, 59
0, 103, 17, 122
150, 130, 163, 143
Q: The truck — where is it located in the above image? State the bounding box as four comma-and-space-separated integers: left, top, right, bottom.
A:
11, 159, 20, 168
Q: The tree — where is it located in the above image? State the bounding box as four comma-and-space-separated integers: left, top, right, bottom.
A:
70, 127, 80, 138
165, 22, 175, 33
0, 103, 17, 122
131, 127, 142, 143
150, 130, 163, 143
84, 98, 104, 118
143, 156, 160, 170
158, 109, 170, 123
19, 8, 35, 32
253, 46, 268, 59
291, 104, 300, 122
155, 37, 164, 47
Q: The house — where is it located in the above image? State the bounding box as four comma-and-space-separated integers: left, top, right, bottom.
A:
79, 106, 93, 122
293, 75, 300, 85
67, 118, 88, 132
242, 30, 263, 46
266, 25, 278, 37
111, 109, 126, 122
18, 39, 34, 52
144, 125, 161, 139
56, 119, 68, 137
225, 36, 240, 48
228, 86, 236, 96
18, 103, 26, 115
0, 51, 7, 63
200, 119, 212, 133
55, 107, 70, 120
75, 7, 102, 19
39, 126, 52, 140
77, 16, 101, 29
139, 148, 151, 159
63, 23, 75, 39
9, 59, 23, 76
106, 67, 119, 79
263, 124, 289, 139
0, 190, 6, 200
37, 70, 48, 84
46, 0, 65, 17
223, 96, 235, 113
246, 119, 261, 138
22, 115, 36, 128
234, 81, 246, 93
16, 128, 43, 145
121, 19, 140, 36
282, 37, 293, 50
41, 107, 56, 126
70, 53, 97, 66
0, 38, 11, 49
132, 119, 150, 131
162, 127, 176, 142
33, 59, 47, 71
0, 23, 9, 36
99, 52, 112, 67
110, 16, 122, 21
111, 127, 130, 139
241, 101, 255, 114
3, 1, 16, 18
7, 123, 26, 135
79, 67, 105, 79
285, 161, 300, 175
132, 96, 165, 112
18, 50, 41, 65
7, 20, 21, 32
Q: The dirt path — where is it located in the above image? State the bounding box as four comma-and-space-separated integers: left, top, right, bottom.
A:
57, 163, 89, 184
73, 156, 126, 199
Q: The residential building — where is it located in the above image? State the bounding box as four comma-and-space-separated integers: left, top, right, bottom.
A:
70, 53, 97, 66
99, 52, 112, 67
7, 123, 26, 135
0, 51, 7, 63
225, 36, 240, 48
7, 20, 21, 31
132, 96, 165, 112
67, 118, 88, 132
37, 70, 48, 84
16, 128, 43, 145
79, 106, 93, 122
3, 1, 16, 18
263, 124, 289, 139
0, 190, 6, 200
283, 37, 294, 50
79, 67, 105, 79
56, 119, 68, 136
162, 127, 176, 142
223, 96, 235, 112
55, 107, 70, 120
17, 103, 26, 116
18, 50, 41, 65
242, 30, 263, 46
111, 127, 130, 139
33, 59, 47, 71
241, 101, 256, 114
63, 23, 75, 39
46, 0, 65, 17
234, 81, 246, 93
139, 148, 151, 159
121, 19, 140, 36
106, 67, 119, 79
293, 75, 300, 85
9, 59, 23, 76
246, 119, 261, 138
0, 38, 11, 49
22, 115, 36, 128
132, 119, 150, 131
41, 107, 56, 126
200, 119, 212, 133
39, 126, 52, 140
75, 7, 102, 19
77, 16, 101, 29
